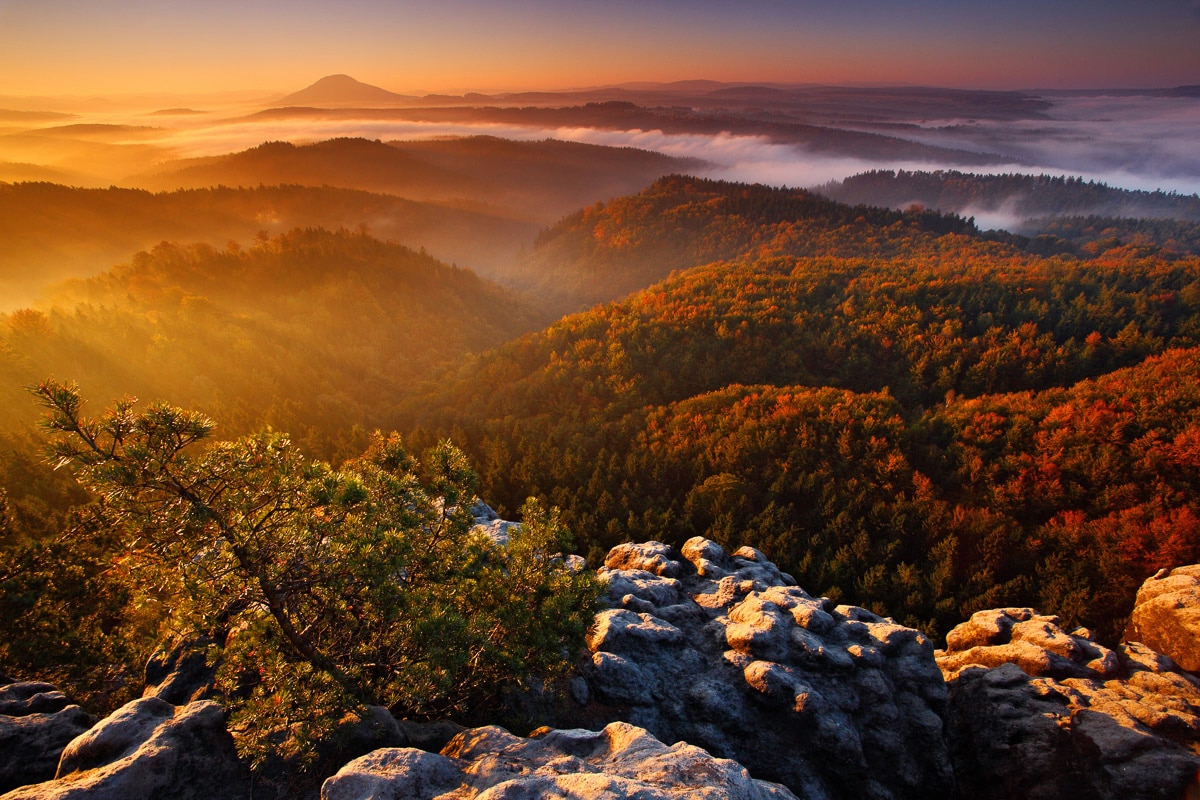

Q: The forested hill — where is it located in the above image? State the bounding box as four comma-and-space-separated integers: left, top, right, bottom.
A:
0, 182, 538, 307
0, 227, 549, 456
819, 170, 1200, 255
511, 174, 982, 315
404, 187, 1200, 642
821, 170, 1200, 221
132, 136, 700, 224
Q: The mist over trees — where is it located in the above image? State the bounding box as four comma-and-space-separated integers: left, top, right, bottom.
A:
819, 170, 1200, 255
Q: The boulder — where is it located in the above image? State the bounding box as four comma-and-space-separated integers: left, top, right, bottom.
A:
1127, 565, 1200, 673
0, 683, 95, 794
0, 696, 248, 800
396, 718, 466, 753
937, 608, 1200, 800
560, 538, 953, 800
321, 720, 798, 799
470, 500, 520, 547
237, 703, 409, 800
0, 683, 74, 717
143, 637, 220, 706
938, 607, 1121, 681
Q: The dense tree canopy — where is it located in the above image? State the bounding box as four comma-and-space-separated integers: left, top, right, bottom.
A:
405, 184, 1200, 642
6, 173, 1200, 726
19, 381, 597, 762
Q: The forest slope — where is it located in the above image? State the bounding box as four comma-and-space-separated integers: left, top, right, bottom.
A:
0, 182, 538, 308
513, 174, 981, 314
403, 183, 1200, 641
1, 227, 549, 455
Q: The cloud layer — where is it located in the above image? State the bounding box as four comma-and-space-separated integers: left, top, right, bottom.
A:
23, 94, 1200, 199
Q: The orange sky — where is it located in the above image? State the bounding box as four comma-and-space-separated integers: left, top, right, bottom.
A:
1, 0, 1198, 98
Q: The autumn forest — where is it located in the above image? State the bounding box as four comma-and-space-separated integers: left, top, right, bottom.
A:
3, 76, 1200, 727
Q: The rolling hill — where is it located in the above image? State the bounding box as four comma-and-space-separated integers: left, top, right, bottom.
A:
0, 182, 540, 310
130, 136, 704, 224
0, 227, 550, 455
509, 174, 980, 314
399, 178, 1200, 642
820, 170, 1200, 254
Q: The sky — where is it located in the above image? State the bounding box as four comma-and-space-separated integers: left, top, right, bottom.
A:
1, 0, 1198, 98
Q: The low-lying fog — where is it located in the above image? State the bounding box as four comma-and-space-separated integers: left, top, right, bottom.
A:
2, 94, 1198, 199
887, 96, 1200, 196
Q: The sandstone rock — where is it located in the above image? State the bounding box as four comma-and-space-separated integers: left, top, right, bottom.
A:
1127, 565, 1200, 673
470, 500, 520, 547
321, 720, 799, 799
143, 637, 220, 706
337, 705, 409, 758
395, 718, 465, 753
939, 608, 1121, 681
0, 683, 95, 794
938, 609, 1200, 800
562, 538, 952, 800
0, 683, 72, 717
0, 696, 248, 800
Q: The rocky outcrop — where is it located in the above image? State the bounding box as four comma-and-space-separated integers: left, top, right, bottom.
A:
470, 500, 520, 547
937, 608, 1200, 800
321, 720, 798, 800
395, 719, 466, 753
561, 538, 952, 800
937, 607, 1121, 681
10, 545, 1198, 800
1127, 565, 1200, 673
0, 683, 95, 794
143, 637, 220, 706
0, 696, 248, 800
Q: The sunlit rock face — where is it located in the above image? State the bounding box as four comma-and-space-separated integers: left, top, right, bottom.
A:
321, 721, 798, 800
561, 537, 953, 800
937, 608, 1200, 800
1127, 565, 1200, 674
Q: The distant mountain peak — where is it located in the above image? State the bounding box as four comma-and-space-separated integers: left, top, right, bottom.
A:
275, 75, 416, 108
308, 74, 362, 88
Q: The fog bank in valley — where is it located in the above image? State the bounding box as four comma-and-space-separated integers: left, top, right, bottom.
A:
3, 94, 1196, 199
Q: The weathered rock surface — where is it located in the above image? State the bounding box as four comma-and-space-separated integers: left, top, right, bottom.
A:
0, 683, 95, 794
0, 696, 248, 800
560, 538, 952, 800
937, 608, 1200, 800
321, 720, 798, 800
470, 500, 520, 547
1127, 565, 1200, 673
938, 607, 1122, 681
396, 718, 466, 753
143, 637, 220, 706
